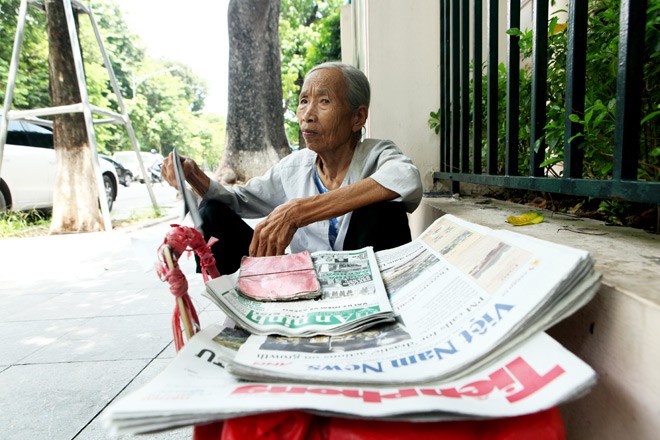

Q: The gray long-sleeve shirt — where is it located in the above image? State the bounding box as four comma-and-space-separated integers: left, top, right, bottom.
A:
204, 138, 423, 253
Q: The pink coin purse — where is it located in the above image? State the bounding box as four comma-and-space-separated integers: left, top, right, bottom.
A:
237, 251, 322, 301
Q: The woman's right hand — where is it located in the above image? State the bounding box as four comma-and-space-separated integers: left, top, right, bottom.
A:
161, 152, 182, 189
249, 199, 302, 257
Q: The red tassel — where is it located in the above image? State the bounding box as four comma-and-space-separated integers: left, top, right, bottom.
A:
157, 225, 221, 351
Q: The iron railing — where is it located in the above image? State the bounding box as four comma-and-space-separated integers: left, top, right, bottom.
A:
434, 0, 659, 205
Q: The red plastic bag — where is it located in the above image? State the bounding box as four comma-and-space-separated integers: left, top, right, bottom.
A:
193, 408, 564, 440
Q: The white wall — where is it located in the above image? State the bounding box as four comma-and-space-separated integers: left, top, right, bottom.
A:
340, 5, 353, 66
521, 0, 568, 32
342, 0, 440, 195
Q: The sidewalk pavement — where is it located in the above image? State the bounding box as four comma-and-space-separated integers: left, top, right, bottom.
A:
0, 216, 226, 439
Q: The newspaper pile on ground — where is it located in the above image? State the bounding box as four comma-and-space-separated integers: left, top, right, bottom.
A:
104, 324, 596, 434
104, 214, 601, 434
204, 247, 395, 336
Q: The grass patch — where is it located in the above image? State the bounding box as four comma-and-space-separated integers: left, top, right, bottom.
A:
0, 207, 167, 238
0, 210, 51, 238
112, 207, 165, 229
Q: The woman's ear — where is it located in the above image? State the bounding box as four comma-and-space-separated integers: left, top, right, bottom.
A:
352, 106, 369, 132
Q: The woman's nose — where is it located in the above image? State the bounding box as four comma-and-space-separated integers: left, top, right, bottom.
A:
300, 104, 317, 122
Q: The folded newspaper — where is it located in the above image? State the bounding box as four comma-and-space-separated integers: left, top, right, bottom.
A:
204, 246, 395, 337
104, 324, 596, 435
103, 214, 601, 435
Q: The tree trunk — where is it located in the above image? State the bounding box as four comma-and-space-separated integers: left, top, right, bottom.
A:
216, 0, 290, 184
45, 0, 103, 233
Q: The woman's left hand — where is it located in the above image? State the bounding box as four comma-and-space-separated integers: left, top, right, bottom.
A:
249, 200, 301, 256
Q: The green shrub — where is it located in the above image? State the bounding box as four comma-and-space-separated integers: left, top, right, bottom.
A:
429, 0, 660, 181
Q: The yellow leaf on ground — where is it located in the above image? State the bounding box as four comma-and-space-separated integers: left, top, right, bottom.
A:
506, 212, 544, 226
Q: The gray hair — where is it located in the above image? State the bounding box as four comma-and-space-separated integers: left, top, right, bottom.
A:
307, 62, 370, 113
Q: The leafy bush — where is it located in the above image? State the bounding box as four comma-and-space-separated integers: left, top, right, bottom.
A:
280, 0, 344, 146
0, 0, 223, 167
429, 0, 660, 181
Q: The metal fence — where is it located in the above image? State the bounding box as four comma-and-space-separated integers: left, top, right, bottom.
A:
434, 0, 659, 205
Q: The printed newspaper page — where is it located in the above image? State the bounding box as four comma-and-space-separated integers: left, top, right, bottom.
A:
204, 247, 394, 337
225, 214, 600, 385
103, 324, 596, 435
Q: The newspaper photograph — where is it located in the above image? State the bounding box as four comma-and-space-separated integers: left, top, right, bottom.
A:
103, 324, 596, 435
204, 247, 394, 337
224, 215, 601, 385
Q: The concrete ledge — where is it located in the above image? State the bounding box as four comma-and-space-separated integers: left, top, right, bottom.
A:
415, 196, 659, 305
413, 196, 660, 439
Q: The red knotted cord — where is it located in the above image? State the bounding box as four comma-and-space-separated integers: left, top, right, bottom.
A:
156, 224, 221, 351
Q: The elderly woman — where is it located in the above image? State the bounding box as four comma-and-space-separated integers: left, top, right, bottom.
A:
162, 62, 422, 274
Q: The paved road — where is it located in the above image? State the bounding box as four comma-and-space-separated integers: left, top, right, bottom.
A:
110, 181, 264, 230
0, 180, 218, 439
112, 181, 181, 221
0, 217, 209, 439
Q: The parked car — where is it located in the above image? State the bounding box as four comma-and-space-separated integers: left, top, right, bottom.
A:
112, 150, 162, 183
0, 119, 118, 212
100, 154, 133, 187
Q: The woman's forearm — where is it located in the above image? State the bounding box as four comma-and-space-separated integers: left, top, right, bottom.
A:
249, 177, 399, 256
293, 177, 399, 227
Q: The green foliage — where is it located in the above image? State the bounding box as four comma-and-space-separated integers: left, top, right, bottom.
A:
428, 110, 440, 135
428, 60, 532, 174
195, 113, 226, 171
597, 199, 632, 226
0, 0, 50, 109
279, 0, 343, 145
428, 0, 660, 183
0, 0, 223, 169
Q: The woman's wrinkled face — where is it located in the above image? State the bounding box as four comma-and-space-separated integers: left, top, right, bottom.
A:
297, 68, 360, 154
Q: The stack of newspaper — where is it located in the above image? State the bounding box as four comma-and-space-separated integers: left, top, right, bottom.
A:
105, 325, 596, 434
104, 214, 601, 435
204, 247, 395, 336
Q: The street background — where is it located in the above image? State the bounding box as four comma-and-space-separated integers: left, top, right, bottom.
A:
0, 182, 222, 439
111, 181, 179, 222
